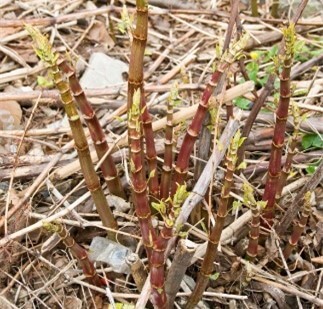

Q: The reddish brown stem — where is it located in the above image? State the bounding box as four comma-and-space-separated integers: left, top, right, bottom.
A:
150, 224, 173, 308
262, 24, 295, 225
127, 0, 159, 199
142, 94, 160, 199
246, 204, 260, 260
276, 135, 298, 201
236, 0, 309, 167
150, 184, 188, 308
43, 222, 105, 287
57, 58, 125, 199
283, 192, 311, 259
185, 132, 239, 309
160, 91, 174, 200
128, 91, 156, 260
171, 67, 227, 195
171, 35, 247, 196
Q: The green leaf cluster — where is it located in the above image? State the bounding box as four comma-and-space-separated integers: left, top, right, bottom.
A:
25, 24, 58, 66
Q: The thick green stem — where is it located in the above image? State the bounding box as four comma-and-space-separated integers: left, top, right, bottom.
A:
142, 96, 160, 199
57, 58, 125, 199
52, 66, 118, 238
26, 25, 118, 238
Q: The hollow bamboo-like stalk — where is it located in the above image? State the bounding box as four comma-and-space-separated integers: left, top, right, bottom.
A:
128, 89, 156, 259
128, 0, 159, 199
26, 25, 118, 238
171, 35, 248, 196
57, 58, 125, 199
262, 24, 296, 225
283, 191, 311, 259
142, 95, 160, 199
235, 0, 309, 169
150, 223, 172, 308
185, 132, 241, 309
43, 222, 105, 287
160, 85, 175, 200
246, 209, 260, 260
245, 186, 261, 261
150, 184, 189, 308
275, 103, 300, 201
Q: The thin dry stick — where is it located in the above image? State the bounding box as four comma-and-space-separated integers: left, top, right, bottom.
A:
165, 239, 196, 308
126, 253, 147, 292
144, 29, 196, 80
4, 93, 41, 235
0, 102, 126, 230
253, 276, 323, 307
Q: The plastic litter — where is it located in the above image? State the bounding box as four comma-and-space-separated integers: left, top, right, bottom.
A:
89, 236, 132, 274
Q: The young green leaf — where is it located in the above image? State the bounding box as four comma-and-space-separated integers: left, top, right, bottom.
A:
209, 272, 220, 281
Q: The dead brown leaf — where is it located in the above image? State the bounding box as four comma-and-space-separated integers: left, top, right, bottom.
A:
63, 296, 82, 309
87, 21, 115, 49
0, 100, 22, 129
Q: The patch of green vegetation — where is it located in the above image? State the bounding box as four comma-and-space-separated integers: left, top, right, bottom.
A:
305, 160, 322, 175
294, 41, 323, 63
302, 133, 323, 150
233, 97, 251, 110
245, 45, 279, 87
